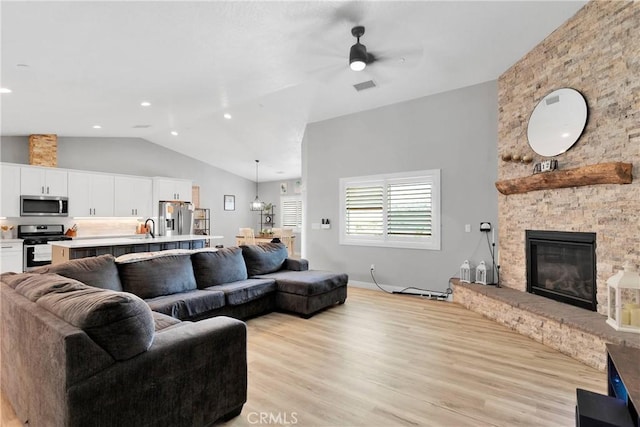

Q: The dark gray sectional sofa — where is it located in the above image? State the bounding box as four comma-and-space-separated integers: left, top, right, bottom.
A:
0, 243, 347, 427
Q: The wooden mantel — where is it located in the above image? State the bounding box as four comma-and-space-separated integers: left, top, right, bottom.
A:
495, 162, 632, 195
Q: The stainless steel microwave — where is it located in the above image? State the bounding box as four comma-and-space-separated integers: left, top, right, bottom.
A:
20, 195, 69, 216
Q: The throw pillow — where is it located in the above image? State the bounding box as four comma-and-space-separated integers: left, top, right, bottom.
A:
117, 252, 197, 299
34, 254, 123, 291
241, 243, 288, 277
191, 247, 248, 288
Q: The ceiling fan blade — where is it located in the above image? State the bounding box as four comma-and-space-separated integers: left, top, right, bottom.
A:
371, 44, 424, 69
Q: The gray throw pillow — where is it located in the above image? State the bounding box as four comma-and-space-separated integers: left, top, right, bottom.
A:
241, 243, 288, 277
34, 254, 123, 291
191, 247, 248, 288
117, 253, 197, 299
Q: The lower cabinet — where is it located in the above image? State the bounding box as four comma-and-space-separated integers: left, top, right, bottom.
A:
69, 246, 113, 259
52, 240, 207, 263
0, 241, 23, 273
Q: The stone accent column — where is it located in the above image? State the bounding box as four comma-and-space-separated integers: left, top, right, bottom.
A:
29, 134, 57, 167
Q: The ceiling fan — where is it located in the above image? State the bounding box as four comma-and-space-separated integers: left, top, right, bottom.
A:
349, 26, 370, 71
301, 4, 424, 84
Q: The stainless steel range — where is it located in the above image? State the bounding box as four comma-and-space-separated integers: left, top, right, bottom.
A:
18, 224, 72, 271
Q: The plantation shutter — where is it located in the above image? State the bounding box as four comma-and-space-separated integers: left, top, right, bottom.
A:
345, 185, 384, 236
281, 197, 302, 229
387, 181, 432, 236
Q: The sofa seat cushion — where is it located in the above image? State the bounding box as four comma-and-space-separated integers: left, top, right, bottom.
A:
145, 289, 225, 320
9, 273, 154, 361
255, 270, 348, 296
117, 252, 197, 299
204, 279, 276, 306
241, 243, 288, 276
33, 254, 123, 291
192, 247, 248, 288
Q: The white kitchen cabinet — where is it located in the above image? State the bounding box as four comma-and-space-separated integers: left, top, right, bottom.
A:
153, 177, 192, 202
152, 177, 192, 217
114, 176, 152, 218
68, 172, 114, 217
20, 166, 68, 197
1, 164, 21, 217
0, 241, 23, 273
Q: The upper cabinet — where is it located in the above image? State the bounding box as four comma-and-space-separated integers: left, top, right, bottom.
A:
114, 176, 152, 218
20, 166, 68, 197
1, 164, 21, 217
153, 177, 192, 202
68, 172, 114, 217
152, 177, 192, 217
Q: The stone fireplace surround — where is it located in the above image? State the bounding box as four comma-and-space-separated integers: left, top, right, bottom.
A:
452, 1, 639, 371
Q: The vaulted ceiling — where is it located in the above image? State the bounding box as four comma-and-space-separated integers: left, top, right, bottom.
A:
1, 1, 586, 181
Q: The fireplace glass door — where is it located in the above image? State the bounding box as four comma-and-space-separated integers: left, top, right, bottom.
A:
526, 230, 596, 311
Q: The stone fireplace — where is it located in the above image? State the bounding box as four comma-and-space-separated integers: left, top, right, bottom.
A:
496, 1, 639, 315
525, 230, 596, 311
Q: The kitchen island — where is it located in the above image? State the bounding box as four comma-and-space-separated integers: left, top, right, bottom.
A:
50, 234, 223, 264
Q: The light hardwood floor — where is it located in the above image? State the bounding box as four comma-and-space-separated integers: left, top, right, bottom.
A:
2, 287, 605, 427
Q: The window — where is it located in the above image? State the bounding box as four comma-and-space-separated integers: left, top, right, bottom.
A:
281, 195, 302, 232
339, 169, 440, 250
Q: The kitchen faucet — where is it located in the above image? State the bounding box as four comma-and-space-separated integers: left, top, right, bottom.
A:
144, 218, 155, 238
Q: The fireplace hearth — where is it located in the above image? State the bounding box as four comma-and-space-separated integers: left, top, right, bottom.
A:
526, 230, 596, 311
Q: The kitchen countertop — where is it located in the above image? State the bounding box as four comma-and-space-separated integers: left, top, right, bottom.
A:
1, 239, 23, 244
49, 234, 223, 248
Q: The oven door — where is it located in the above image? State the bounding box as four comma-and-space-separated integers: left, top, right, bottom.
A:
24, 244, 53, 271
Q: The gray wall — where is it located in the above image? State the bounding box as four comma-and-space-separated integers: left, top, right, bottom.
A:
302, 81, 498, 292
0, 136, 255, 248
258, 178, 302, 255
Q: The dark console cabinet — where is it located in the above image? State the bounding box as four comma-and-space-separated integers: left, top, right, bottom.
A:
606, 344, 639, 426
576, 344, 638, 427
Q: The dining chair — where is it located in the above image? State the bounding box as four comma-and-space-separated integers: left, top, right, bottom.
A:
239, 227, 255, 245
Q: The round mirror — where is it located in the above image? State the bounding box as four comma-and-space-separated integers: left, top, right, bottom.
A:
527, 88, 588, 157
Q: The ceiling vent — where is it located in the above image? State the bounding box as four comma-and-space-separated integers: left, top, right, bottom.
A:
353, 80, 376, 92
132, 124, 151, 128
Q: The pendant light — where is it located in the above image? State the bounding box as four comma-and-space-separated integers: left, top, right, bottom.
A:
250, 160, 265, 211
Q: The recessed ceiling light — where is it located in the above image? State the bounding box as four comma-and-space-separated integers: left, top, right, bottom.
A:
223, 113, 232, 120
561, 132, 571, 138
93, 125, 102, 129
171, 131, 178, 136
140, 101, 151, 107
0, 88, 12, 94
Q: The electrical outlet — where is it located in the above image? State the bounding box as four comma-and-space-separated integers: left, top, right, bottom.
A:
370, 264, 375, 271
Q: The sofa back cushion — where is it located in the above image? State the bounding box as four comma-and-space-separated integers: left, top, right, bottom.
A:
34, 254, 123, 291
117, 252, 197, 299
11, 273, 154, 361
191, 247, 248, 288
241, 243, 288, 277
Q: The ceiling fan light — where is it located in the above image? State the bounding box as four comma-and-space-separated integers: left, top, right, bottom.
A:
349, 43, 367, 71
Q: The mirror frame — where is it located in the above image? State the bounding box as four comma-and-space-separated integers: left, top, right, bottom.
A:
527, 88, 588, 157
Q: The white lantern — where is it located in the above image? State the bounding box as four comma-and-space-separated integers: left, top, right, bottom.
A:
475, 261, 493, 285
606, 263, 640, 334
460, 260, 474, 283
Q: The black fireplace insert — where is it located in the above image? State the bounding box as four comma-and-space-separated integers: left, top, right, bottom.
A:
526, 230, 596, 311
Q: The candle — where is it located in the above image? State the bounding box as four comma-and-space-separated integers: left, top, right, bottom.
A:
631, 308, 640, 327
492, 228, 495, 245
496, 250, 500, 266
621, 308, 631, 326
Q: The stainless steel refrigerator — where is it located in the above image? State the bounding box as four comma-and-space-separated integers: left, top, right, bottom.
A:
158, 201, 194, 236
